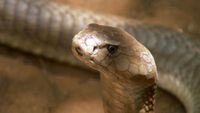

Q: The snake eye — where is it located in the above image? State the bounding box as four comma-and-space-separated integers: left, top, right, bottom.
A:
106, 44, 118, 55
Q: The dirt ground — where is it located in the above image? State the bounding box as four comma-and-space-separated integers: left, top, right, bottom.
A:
0, 45, 185, 113
1, 0, 200, 113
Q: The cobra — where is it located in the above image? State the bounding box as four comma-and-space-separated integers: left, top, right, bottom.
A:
72, 24, 200, 113
1, 0, 200, 112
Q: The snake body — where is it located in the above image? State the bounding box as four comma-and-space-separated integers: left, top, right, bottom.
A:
0, 0, 200, 113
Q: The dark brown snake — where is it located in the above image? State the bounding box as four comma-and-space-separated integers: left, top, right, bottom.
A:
0, 0, 200, 113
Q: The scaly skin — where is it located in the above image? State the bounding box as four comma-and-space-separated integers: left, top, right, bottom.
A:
72, 24, 158, 113
0, 0, 200, 113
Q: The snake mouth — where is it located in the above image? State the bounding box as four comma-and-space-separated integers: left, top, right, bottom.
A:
74, 45, 96, 65
89, 57, 95, 64
75, 46, 83, 56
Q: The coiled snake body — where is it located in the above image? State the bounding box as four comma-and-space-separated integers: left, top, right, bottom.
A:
0, 0, 200, 113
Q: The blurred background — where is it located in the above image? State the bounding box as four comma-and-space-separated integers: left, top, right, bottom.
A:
0, 0, 200, 113
59, 0, 200, 37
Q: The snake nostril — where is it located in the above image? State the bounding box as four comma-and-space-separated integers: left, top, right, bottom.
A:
75, 46, 83, 56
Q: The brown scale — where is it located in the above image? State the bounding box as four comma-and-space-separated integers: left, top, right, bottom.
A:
139, 84, 157, 113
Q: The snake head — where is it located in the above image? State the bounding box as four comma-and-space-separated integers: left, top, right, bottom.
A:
72, 23, 158, 80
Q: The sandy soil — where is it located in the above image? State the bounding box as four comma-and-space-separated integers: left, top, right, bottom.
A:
0, 45, 185, 113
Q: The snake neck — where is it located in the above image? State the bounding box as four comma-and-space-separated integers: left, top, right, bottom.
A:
100, 72, 156, 113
